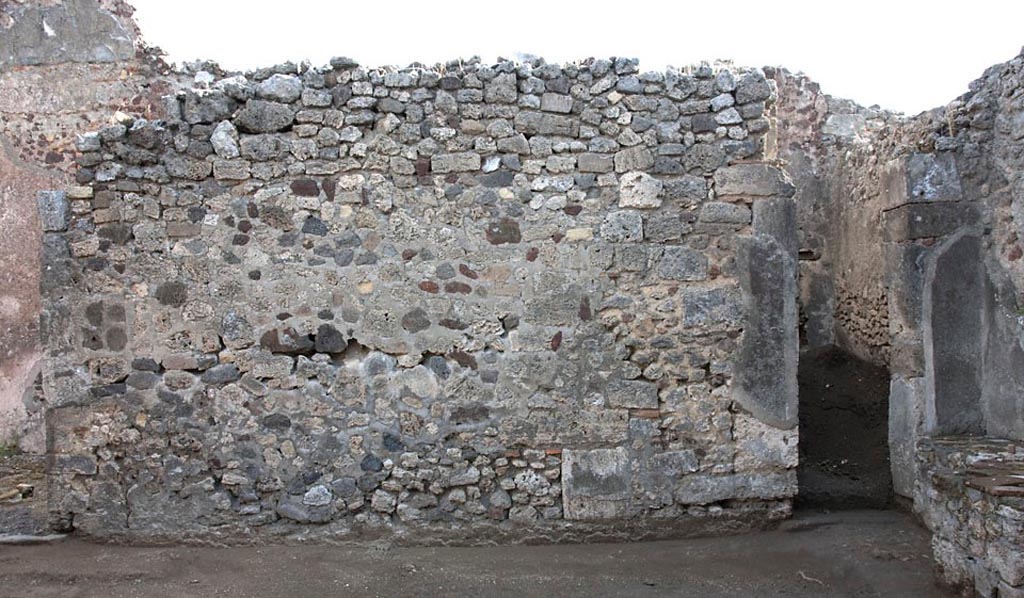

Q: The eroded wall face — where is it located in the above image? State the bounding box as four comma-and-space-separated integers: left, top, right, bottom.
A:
39, 60, 799, 540
0, 0, 164, 452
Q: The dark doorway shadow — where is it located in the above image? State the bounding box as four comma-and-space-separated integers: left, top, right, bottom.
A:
797, 346, 892, 508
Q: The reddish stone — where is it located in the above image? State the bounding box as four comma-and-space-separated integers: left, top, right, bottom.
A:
563, 205, 582, 216
551, 331, 563, 351
1008, 244, 1022, 261
415, 158, 431, 176
402, 249, 418, 260
418, 280, 439, 294
579, 297, 592, 321
321, 177, 337, 201
544, 448, 563, 456
485, 218, 521, 245
458, 263, 478, 279
444, 281, 472, 294
526, 247, 539, 262
630, 409, 662, 419
290, 178, 320, 197
439, 318, 468, 330
449, 350, 478, 369
551, 232, 564, 243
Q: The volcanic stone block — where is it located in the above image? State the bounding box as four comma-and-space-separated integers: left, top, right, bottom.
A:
540, 93, 574, 114
753, 197, 798, 257
925, 234, 985, 435
37, 191, 69, 232
213, 159, 251, 181
256, 74, 303, 103
714, 163, 795, 198
884, 202, 979, 241
577, 153, 614, 173
562, 447, 631, 520
234, 100, 296, 133
883, 152, 963, 210
888, 375, 925, 498
431, 152, 481, 173
614, 146, 655, 173
618, 172, 663, 208
50, 454, 98, 475
657, 246, 707, 281
674, 471, 796, 505
681, 285, 743, 327
605, 379, 659, 409
733, 233, 798, 429
0, 0, 136, 68
514, 112, 579, 136
601, 211, 644, 243
700, 201, 751, 224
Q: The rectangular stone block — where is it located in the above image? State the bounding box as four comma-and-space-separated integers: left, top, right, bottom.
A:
882, 152, 963, 210
213, 159, 251, 181
714, 163, 795, 198
733, 234, 798, 429
925, 234, 986, 435
681, 285, 743, 327
166, 222, 201, 238
605, 379, 659, 409
884, 202, 979, 241
50, 454, 98, 475
66, 186, 94, 199
657, 246, 708, 281
430, 152, 481, 173
888, 375, 925, 498
513, 111, 579, 137
540, 93, 574, 114
700, 201, 751, 224
674, 471, 797, 505
614, 146, 654, 173
562, 447, 631, 520
37, 191, 69, 232
577, 153, 614, 173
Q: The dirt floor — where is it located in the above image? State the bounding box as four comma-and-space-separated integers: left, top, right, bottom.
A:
798, 346, 893, 508
0, 509, 951, 598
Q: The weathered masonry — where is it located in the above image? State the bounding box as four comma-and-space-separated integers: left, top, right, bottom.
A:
1, 2, 1023, 596
38, 52, 801, 542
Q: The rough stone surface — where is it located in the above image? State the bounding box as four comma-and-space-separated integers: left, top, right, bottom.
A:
32, 54, 794, 543
562, 448, 631, 520
714, 164, 795, 198
924, 233, 986, 436
617, 172, 663, 209
733, 233, 798, 429
915, 439, 1024, 598
3, 17, 1021, 598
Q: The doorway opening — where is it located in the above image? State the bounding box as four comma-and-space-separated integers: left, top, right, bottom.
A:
796, 346, 893, 508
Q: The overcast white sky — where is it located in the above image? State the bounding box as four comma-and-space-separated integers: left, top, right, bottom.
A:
130, 0, 1024, 115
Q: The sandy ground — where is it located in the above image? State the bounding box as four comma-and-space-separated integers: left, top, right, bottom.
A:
0, 509, 952, 598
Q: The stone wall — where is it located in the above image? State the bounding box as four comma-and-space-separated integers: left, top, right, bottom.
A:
914, 438, 1024, 598
0, 0, 168, 452
771, 46, 1024, 598
37, 57, 801, 541
772, 49, 1024, 505
769, 68, 899, 367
